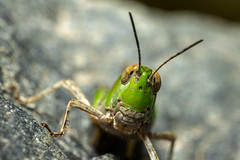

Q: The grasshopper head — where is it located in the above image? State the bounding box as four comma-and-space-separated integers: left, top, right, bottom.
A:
115, 12, 202, 113
119, 64, 161, 112
121, 64, 161, 94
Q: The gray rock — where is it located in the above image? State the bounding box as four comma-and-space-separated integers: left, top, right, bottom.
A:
90, 154, 118, 160
1, 0, 240, 160
0, 95, 68, 160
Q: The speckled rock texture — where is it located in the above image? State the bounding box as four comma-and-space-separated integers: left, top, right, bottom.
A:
0, 0, 240, 160
0, 96, 68, 160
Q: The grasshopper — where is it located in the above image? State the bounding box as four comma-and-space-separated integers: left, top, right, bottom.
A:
16, 12, 203, 160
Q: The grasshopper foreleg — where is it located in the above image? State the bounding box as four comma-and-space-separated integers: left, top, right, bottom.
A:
139, 131, 176, 160
15, 79, 113, 137
41, 98, 112, 137
16, 79, 90, 105
147, 132, 176, 160
138, 132, 160, 160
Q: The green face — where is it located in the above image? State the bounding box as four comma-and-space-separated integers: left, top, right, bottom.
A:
114, 64, 161, 112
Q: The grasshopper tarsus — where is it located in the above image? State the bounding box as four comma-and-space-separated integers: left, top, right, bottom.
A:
41, 123, 63, 138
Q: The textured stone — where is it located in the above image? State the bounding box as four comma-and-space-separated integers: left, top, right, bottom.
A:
0, 95, 68, 160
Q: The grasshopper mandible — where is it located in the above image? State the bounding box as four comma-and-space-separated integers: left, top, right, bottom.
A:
16, 12, 203, 160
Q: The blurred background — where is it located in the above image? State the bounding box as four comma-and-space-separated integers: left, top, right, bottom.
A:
136, 0, 240, 22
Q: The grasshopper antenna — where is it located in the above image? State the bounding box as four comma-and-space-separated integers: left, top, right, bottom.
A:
149, 39, 203, 80
129, 12, 141, 76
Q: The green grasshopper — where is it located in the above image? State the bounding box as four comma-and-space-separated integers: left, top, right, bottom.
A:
16, 12, 203, 160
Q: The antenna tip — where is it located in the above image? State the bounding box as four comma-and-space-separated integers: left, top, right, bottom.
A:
129, 12, 132, 17
192, 39, 204, 46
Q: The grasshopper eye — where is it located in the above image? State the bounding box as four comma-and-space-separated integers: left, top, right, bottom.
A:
152, 71, 161, 94
121, 64, 138, 84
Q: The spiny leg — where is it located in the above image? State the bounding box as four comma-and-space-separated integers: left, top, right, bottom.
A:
138, 132, 160, 160
16, 79, 90, 106
42, 98, 113, 137
147, 132, 176, 160
15, 79, 113, 137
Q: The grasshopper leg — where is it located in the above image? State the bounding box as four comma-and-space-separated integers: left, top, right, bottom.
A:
16, 79, 90, 106
147, 132, 176, 160
42, 98, 113, 137
15, 79, 113, 137
138, 132, 160, 160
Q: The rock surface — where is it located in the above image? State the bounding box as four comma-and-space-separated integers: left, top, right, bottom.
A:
0, 0, 240, 160
0, 95, 68, 160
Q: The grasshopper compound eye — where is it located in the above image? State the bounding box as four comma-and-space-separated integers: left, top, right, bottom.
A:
121, 64, 138, 85
151, 71, 161, 94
